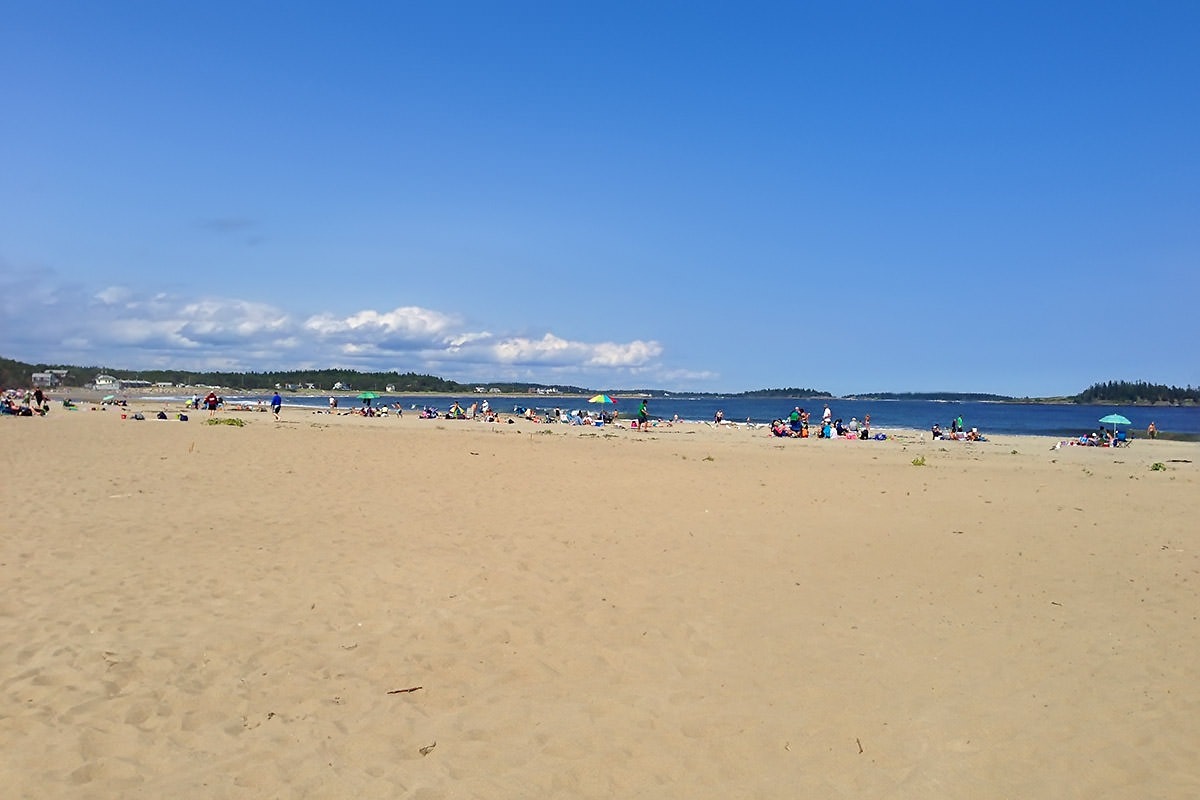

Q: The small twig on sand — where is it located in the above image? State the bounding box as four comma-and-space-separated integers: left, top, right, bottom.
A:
387, 686, 423, 695
419, 741, 437, 756
856, 738, 864, 754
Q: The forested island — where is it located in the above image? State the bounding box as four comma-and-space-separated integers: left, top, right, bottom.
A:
2, 356, 1196, 404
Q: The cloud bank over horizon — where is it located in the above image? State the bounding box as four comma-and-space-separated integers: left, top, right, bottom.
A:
0, 263, 669, 386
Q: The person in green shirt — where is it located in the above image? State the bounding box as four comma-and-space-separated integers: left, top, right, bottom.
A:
638, 399, 649, 431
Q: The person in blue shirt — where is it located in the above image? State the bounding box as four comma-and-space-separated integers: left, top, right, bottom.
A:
271, 392, 282, 420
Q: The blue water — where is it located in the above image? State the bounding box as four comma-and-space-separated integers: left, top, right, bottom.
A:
164, 393, 1200, 438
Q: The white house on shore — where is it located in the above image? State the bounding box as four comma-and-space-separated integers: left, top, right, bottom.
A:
93, 374, 120, 391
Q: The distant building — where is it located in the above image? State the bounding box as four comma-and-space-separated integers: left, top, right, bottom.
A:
93, 374, 119, 391
333, 381, 349, 391
31, 372, 60, 387
385, 384, 396, 392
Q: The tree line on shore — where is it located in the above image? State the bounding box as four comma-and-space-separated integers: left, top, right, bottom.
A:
1, 356, 1196, 404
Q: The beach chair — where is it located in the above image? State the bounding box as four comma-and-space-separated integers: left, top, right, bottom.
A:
1113, 430, 1131, 447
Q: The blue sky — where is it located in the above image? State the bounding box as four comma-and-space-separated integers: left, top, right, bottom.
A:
2, 2, 1197, 396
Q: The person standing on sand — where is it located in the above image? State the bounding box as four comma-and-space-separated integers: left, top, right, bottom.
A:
205, 391, 219, 417
271, 391, 282, 420
1148, 421, 1157, 439
329, 396, 337, 413
822, 404, 832, 427
638, 399, 650, 431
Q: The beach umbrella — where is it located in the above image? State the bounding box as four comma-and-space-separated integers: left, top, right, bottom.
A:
102, 395, 115, 402
357, 391, 380, 400
588, 394, 616, 404
1099, 413, 1131, 434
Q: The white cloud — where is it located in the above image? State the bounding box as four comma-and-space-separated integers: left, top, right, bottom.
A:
304, 307, 459, 344
585, 340, 663, 367
95, 286, 133, 305
2, 263, 678, 386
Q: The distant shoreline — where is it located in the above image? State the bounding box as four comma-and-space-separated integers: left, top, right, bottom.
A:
44, 385, 1198, 408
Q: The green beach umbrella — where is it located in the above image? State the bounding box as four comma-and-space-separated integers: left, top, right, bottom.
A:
356, 391, 380, 400
1098, 413, 1131, 433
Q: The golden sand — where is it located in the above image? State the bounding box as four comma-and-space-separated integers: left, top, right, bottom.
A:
3, 402, 1198, 798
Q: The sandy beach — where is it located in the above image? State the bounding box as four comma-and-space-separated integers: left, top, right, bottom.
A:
3, 399, 1198, 798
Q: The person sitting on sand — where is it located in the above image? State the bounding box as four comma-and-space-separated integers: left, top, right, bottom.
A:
931, 423, 943, 439
714, 410, 724, 424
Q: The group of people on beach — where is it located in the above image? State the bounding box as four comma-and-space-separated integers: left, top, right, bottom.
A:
1, 388, 51, 416
768, 403, 875, 440
930, 415, 986, 441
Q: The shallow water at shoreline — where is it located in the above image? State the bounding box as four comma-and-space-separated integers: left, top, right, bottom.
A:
133, 393, 1200, 438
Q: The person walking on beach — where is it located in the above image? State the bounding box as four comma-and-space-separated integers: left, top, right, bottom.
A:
1148, 421, 1157, 439
271, 391, 282, 420
205, 391, 219, 417
638, 399, 650, 431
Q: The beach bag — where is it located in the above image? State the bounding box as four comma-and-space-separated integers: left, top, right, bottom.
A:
132, 412, 145, 420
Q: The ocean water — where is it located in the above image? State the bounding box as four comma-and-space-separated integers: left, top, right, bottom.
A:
162, 393, 1200, 438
